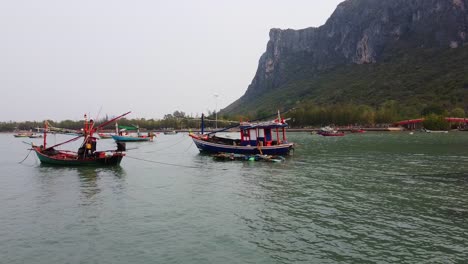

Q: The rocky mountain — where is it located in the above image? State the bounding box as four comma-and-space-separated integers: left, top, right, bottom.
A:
222, 0, 468, 117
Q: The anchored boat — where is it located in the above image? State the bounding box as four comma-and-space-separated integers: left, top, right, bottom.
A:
97, 132, 114, 139
189, 112, 294, 155
31, 111, 131, 166
317, 126, 345, 137
111, 123, 154, 142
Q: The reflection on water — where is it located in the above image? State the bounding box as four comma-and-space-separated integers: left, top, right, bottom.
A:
36, 165, 127, 206
223, 133, 468, 263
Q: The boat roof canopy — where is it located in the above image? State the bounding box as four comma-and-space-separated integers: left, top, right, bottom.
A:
118, 125, 138, 130
239, 120, 288, 130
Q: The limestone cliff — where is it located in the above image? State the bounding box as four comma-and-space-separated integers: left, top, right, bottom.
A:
223, 0, 468, 115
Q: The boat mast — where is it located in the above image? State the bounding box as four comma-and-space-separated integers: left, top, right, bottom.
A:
84, 114, 88, 135
201, 113, 205, 135
43, 121, 48, 149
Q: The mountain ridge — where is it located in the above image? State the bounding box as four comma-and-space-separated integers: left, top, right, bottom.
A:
221, 0, 468, 117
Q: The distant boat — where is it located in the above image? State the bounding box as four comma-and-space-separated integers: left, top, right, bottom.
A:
30, 111, 131, 166
163, 131, 177, 135
350, 128, 366, 133
317, 126, 345, 137
14, 132, 33, 138
28, 133, 43, 138
111, 123, 154, 142
424, 129, 448, 133
189, 111, 294, 155
97, 132, 114, 139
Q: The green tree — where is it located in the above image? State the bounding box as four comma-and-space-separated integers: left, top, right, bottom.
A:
450, 107, 465, 117
423, 114, 450, 130
376, 100, 399, 124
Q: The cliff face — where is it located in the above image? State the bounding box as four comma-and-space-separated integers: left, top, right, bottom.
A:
223, 0, 468, 114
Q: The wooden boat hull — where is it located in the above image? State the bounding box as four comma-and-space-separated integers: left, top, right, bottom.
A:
111, 135, 151, 142
98, 133, 114, 139
33, 147, 124, 166
14, 134, 32, 138
424, 130, 448, 133
191, 136, 294, 155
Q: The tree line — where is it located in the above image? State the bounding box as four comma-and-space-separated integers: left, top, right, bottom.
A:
1, 102, 465, 132
282, 101, 465, 129
0, 110, 233, 132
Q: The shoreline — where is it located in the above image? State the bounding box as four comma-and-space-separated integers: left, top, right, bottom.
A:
5, 127, 468, 134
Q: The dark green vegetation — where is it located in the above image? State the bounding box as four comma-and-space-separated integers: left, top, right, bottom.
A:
2, 103, 466, 132
222, 0, 468, 124
423, 114, 451, 131
222, 45, 468, 126
0, 111, 231, 132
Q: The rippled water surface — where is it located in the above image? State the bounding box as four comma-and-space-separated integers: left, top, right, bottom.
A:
1, 132, 467, 263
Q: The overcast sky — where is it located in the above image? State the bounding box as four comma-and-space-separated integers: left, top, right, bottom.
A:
0, 0, 343, 121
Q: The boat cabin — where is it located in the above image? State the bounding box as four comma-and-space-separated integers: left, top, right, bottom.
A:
239, 121, 288, 147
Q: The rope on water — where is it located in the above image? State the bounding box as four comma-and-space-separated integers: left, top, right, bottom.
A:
125, 155, 202, 169
143, 137, 190, 153
184, 139, 194, 152
120, 135, 188, 152
18, 149, 33, 164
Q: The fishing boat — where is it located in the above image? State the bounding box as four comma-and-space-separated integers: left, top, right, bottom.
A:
14, 132, 33, 138
317, 126, 345, 137
350, 128, 366, 133
97, 132, 114, 139
189, 112, 294, 155
28, 133, 43, 138
111, 123, 154, 142
424, 129, 448, 133
31, 111, 131, 166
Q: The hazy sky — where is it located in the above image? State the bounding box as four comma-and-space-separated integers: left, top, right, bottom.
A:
0, 0, 343, 121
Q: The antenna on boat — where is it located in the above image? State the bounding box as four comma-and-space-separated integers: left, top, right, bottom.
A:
90, 106, 102, 134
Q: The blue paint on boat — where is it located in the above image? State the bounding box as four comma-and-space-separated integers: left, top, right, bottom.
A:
111, 135, 151, 142
190, 111, 294, 155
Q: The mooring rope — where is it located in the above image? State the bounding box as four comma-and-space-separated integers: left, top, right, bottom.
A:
142, 137, 190, 154
18, 149, 33, 164
184, 139, 194, 152
125, 155, 202, 169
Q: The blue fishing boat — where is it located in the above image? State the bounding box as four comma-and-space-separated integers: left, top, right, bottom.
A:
111, 135, 152, 142
189, 112, 294, 155
111, 123, 154, 142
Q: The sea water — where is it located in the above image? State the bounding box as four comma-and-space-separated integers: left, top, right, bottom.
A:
1, 132, 467, 263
